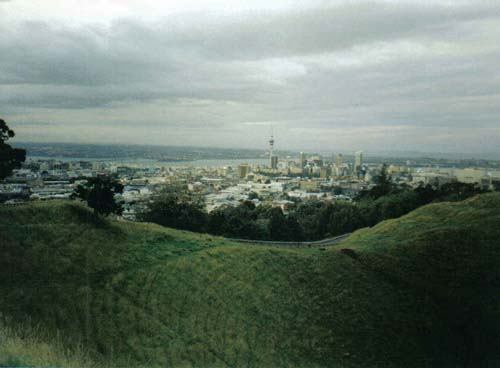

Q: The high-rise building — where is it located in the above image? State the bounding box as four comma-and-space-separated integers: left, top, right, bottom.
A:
320, 166, 331, 179
238, 164, 250, 178
335, 153, 343, 167
271, 155, 278, 170
311, 155, 323, 167
355, 151, 363, 171
299, 152, 306, 168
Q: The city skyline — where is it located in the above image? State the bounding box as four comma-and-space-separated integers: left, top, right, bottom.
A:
2, 1, 500, 153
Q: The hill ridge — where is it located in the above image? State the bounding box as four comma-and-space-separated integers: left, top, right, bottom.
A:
1, 193, 499, 367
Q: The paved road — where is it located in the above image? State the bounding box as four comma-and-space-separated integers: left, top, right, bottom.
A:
226, 233, 352, 249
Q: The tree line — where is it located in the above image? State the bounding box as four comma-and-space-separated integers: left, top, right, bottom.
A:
138, 169, 488, 241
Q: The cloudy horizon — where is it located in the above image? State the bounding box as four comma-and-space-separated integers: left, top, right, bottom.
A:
1, 0, 500, 154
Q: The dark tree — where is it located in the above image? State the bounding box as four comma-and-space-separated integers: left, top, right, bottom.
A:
0, 119, 26, 181
72, 176, 124, 217
207, 208, 227, 235
355, 164, 394, 200
139, 186, 207, 232
286, 215, 304, 241
414, 184, 439, 205
268, 207, 289, 241
439, 182, 484, 202
333, 186, 343, 195
206, 202, 269, 239
248, 191, 259, 200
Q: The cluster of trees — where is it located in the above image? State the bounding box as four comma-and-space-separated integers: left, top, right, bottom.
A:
139, 170, 488, 241
72, 177, 124, 217
137, 190, 303, 240
0, 119, 26, 181
138, 186, 206, 231
355, 165, 487, 203
207, 202, 303, 240
205, 182, 484, 241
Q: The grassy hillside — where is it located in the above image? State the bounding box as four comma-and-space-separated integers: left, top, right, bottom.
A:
0, 318, 99, 368
0, 194, 499, 367
339, 193, 500, 367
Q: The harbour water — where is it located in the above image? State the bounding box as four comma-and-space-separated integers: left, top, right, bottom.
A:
28, 155, 270, 168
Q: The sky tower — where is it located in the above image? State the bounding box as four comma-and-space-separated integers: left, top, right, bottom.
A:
269, 133, 274, 162
268, 129, 278, 170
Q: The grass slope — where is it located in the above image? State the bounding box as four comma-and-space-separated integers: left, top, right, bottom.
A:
0, 194, 499, 367
0, 318, 99, 368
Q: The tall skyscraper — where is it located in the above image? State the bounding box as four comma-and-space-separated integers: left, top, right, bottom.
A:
320, 166, 331, 179
271, 155, 278, 170
299, 152, 306, 168
238, 164, 250, 178
335, 153, 343, 167
355, 151, 363, 171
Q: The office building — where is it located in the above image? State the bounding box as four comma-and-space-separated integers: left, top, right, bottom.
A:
271, 155, 278, 170
237, 164, 250, 178
299, 152, 306, 168
355, 151, 363, 171
320, 166, 331, 179
335, 153, 343, 167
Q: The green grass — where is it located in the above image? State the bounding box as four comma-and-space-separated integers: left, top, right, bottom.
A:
0, 194, 499, 367
0, 317, 101, 368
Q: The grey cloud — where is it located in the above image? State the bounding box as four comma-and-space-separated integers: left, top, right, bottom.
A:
0, 21, 180, 86
1, 1, 500, 152
169, 2, 500, 60
2, 1, 499, 88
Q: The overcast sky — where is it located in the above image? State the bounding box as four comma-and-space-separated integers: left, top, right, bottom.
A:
1, 0, 500, 153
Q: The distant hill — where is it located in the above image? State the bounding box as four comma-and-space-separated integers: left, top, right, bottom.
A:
1, 194, 499, 367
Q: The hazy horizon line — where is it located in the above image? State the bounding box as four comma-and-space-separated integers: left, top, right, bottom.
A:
13, 140, 500, 160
